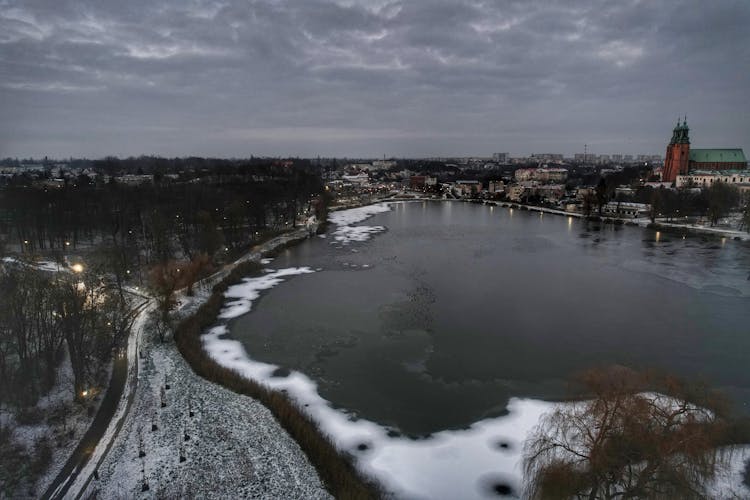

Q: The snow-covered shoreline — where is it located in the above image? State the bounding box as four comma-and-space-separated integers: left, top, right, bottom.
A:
200, 202, 750, 499
73, 226, 332, 498
89, 323, 331, 499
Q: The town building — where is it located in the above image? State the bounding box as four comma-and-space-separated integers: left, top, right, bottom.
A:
662, 119, 747, 182
488, 180, 505, 194
534, 168, 568, 183
531, 153, 564, 162
409, 175, 437, 191
454, 180, 482, 196
676, 170, 750, 196
514, 168, 537, 181
536, 184, 566, 202
602, 202, 651, 218
341, 173, 370, 185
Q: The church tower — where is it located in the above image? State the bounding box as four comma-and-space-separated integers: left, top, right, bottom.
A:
662, 118, 690, 183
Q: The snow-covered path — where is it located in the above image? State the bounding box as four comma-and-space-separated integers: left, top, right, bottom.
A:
86, 324, 331, 498
76, 226, 331, 498
42, 296, 152, 499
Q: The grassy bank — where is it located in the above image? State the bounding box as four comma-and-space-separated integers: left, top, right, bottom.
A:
173, 259, 382, 499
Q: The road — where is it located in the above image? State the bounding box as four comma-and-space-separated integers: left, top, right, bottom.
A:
41, 297, 151, 500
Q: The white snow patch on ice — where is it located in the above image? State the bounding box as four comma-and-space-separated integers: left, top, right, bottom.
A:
203, 322, 552, 498
260, 258, 274, 265
205, 327, 750, 500
202, 267, 750, 499
219, 267, 315, 319
328, 204, 392, 226
328, 204, 392, 244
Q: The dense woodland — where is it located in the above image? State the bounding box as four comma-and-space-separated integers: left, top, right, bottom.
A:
0, 160, 326, 410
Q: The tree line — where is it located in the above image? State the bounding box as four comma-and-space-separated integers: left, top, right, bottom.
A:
0, 264, 130, 407
0, 160, 326, 409
0, 162, 324, 257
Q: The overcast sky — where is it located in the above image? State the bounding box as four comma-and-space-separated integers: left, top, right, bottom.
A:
1, 0, 749, 159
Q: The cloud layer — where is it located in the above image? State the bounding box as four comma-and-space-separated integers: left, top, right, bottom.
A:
1, 0, 749, 158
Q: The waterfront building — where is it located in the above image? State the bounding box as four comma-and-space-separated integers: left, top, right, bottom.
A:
409, 175, 437, 190
534, 168, 568, 183
676, 170, 750, 196
454, 180, 482, 196
488, 180, 505, 193
662, 119, 747, 182
603, 202, 651, 218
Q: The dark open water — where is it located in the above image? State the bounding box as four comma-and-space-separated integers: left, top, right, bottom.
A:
230, 202, 750, 435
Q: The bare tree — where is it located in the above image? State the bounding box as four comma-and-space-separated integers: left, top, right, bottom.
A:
706, 182, 740, 226
149, 261, 181, 315
181, 254, 212, 297
523, 366, 730, 500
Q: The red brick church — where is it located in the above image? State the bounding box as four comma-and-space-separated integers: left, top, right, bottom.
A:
662, 119, 747, 183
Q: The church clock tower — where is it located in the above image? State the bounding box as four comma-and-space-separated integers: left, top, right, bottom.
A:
662, 118, 690, 183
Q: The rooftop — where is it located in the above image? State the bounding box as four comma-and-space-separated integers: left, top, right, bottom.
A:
689, 149, 746, 163
683, 169, 750, 176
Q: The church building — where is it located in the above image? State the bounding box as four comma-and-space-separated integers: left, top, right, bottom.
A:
661, 119, 747, 183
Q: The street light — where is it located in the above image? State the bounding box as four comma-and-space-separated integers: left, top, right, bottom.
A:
71, 263, 84, 273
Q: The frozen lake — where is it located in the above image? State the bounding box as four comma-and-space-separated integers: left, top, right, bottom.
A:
227, 201, 750, 436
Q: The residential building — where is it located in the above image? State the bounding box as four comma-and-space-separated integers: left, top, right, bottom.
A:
534, 168, 568, 183
603, 202, 651, 218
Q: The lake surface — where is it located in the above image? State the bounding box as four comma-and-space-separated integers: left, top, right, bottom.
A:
229, 201, 750, 436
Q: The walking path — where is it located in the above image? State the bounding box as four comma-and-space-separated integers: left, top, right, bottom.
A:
41, 297, 152, 499
45, 226, 328, 498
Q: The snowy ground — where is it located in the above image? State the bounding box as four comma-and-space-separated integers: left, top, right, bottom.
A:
0, 350, 108, 498
0, 254, 112, 498
200, 202, 750, 499
642, 217, 750, 241
485, 201, 750, 241
79, 227, 331, 499
86, 328, 331, 499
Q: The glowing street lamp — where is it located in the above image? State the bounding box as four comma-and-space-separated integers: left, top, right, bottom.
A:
71, 263, 84, 273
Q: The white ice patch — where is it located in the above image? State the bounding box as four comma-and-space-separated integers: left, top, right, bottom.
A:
219, 267, 315, 319
200, 264, 566, 499
328, 204, 392, 244
260, 258, 274, 265
328, 204, 392, 226
200, 208, 750, 499
334, 225, 386, 243
204, 324, 750, 500
203, 320, 556, 498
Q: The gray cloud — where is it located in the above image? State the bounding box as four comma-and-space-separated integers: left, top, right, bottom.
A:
1, 0, 748, 158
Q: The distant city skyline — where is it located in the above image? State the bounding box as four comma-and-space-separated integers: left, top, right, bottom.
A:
1, 0, 749, 158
